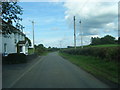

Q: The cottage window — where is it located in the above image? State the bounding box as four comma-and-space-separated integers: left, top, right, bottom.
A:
4, 43, 7, 53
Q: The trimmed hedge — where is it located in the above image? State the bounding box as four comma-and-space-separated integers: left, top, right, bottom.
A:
3, 53, 27, 64
60, 47, 120, 61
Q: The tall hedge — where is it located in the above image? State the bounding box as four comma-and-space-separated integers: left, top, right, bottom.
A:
61, 47, 119, 62
3, 53, 27, 64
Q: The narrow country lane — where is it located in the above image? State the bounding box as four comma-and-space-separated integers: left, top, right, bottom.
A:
3, 52, 110, 88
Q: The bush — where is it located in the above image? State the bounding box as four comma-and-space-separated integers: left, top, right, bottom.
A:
60, 47, 119, 62
3, 53, 27, 64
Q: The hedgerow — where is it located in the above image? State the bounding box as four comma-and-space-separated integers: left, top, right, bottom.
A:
3, 53, 27, 64
60, 47, 119, 62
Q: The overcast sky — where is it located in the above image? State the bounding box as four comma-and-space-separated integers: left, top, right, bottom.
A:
18, 0, 119, 48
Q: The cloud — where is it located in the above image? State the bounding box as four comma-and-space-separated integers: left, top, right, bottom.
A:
34, 35, 75, 48
34, 37, 63, 48
20, 0, 60, 2
20, 0, 119, 2
19, 1, 118, 48
64, 1, 118, 37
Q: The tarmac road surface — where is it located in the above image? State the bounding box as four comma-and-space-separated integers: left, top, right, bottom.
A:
3, 52, 111, 88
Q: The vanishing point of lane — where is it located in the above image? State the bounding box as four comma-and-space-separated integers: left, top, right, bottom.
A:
9, 52, 110, 88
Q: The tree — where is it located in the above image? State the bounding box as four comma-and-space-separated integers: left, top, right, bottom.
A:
37, 44, 45, 49
2, 2, 24, 34
101, 35, 115, 44
35, 44, 46, 55
91, 35, 116, 45
48, 46, 51, 49
91, 37, 101, 45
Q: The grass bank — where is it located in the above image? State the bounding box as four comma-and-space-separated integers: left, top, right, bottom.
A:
90, 44, 119, 47
59, 52, 119, 84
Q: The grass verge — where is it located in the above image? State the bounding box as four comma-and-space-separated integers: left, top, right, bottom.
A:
28, 48, 34, 54
59, 52, 119, 84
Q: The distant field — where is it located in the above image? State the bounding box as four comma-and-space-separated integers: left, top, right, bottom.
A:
59, 52, 119, 84
75, 44, 119, 48
90, 44, 119, 47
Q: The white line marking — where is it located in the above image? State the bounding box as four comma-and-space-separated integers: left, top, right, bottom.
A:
8, 56, 45, 88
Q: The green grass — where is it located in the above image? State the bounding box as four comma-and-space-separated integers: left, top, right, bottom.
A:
76, 44, 119, 48
89, 44, 119, 47
28, 48, 34, 54
59, 52, 119, 84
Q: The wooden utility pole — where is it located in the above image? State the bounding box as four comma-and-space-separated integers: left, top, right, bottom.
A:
31, 21, 35, 53
79, 20, 83, 48
74, 16, 76, 49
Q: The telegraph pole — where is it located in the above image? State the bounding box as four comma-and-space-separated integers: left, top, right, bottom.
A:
74, 16, 76, 49
30, 20, 35, 53
32, 21, 35, 53
79, 20, 83, 48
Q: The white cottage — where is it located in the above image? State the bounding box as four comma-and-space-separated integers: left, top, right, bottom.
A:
1, 20, 29, 56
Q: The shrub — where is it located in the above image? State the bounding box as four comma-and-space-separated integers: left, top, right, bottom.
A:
60, 46, 119, 62
3, 53, 27, 64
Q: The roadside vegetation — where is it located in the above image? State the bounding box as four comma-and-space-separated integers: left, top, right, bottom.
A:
89, 44, 119, 47
61, 47, 119, 62
3, 44, 46, 64
2, 53, 27, 64
28, 48, 34, 54
29, 45, 59, 56
3, 43, 60, 64
28, 44, 48, 55
47, 46, 59, 52
60, 35, 120, 84
59, 52, 119, 84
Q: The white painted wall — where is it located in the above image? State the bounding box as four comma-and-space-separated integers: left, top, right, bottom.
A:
14, 33, 25, 43
2, 28, 29, 55
19, 45, 28, 55
22, 46, 25, 54
25, 42, 29, 55
2, 33, 16, 54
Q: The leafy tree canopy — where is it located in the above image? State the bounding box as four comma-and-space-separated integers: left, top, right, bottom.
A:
101, 35, 115, 44
91, 35, 116, 45
2, 2, 24, 34
34, 44, 46, 54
